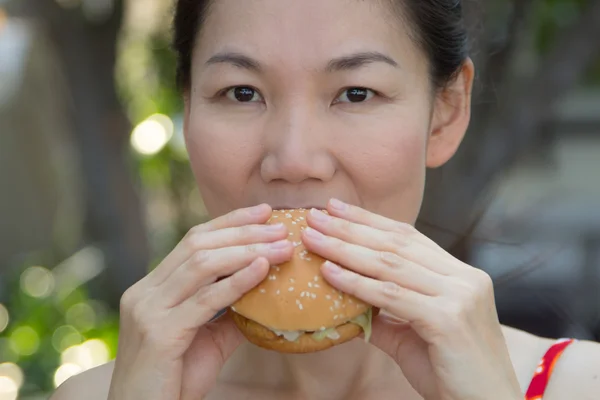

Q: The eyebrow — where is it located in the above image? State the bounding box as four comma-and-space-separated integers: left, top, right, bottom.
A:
205, 51, 399, 73
325, 51, 399, 72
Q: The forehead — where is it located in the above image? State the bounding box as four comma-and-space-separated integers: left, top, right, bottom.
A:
194, 0, 419, 69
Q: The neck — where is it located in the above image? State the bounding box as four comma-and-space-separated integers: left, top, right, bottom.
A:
223, 339, 397, 399
284, 340, 378, 399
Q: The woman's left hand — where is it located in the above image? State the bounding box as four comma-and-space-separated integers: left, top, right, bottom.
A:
302, 199, 523, 400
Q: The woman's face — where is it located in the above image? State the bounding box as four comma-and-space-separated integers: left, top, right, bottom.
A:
185, 0, 472, 223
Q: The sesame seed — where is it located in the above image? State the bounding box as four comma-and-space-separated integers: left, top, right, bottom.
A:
260, 289, 266, 294
325, 295, 331, 300
272, 215, 279, 218
349, 299, 353, 304
314, 276, 319, 282
308, 282, 313, 288
314, 284, 320, 288
290, 278, 295, 283
289, 232, 294, 236
275, 266, 281, 271
306, 257, 312, 261
334, 300, 341, 308
330, 306, 334, 312
299, 304, 303, 310
296, 299, 300, 304
334, 315, 339, 320
301, 292, 306, 298
292, 221, 297, 225
311, 293, 317, 299
299, 217, 305, 220
269, 275, 276, 280
276, 290, 280, 295
293, 241, 302, 247
285, 213, 292, 218
288, 287, 294, 292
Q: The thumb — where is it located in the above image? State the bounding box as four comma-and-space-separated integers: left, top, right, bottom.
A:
369, 313, 422, 359
205, 310, 246, 361
181, 312, 246, 399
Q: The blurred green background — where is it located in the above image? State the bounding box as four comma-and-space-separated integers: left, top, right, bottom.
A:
0, 0, 599, 398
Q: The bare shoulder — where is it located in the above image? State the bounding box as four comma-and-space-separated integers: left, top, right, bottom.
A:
544, 338, 600, 400
49, 361, 115, 400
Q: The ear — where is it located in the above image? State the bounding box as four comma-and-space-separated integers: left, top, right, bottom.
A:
426, 58, 474, 168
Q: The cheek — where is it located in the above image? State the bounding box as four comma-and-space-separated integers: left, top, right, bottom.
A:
185, 111, 262, 215
335, 111, 429, 222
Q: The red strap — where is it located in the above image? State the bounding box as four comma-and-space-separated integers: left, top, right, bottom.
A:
525, 338, 576, 400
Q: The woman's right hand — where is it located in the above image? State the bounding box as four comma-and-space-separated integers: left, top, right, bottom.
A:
107, 204, 292, 400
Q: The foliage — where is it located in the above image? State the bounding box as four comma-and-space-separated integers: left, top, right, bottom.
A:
0, 260, 119, 398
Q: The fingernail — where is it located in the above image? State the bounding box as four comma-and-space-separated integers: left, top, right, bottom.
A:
310, 208, 331, 222
323, 261, 342, 274
250, 204, 268, 215
304, 227, 324, 241
270, 240, 290, 250
266, 223, 285, 232
330, 198, 347, 211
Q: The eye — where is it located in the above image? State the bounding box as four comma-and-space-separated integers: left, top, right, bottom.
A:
225, 86, 264, 103
335, 87, 375, 104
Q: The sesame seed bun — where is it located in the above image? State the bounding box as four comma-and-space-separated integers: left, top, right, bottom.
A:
230, 208, 373, 353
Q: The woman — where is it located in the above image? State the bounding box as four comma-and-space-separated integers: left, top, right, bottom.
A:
51, 0, 600, 399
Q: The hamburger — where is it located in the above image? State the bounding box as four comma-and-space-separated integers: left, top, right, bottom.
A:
230, 208, 375, 353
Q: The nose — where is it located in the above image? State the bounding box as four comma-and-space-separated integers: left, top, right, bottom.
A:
260, 106, 335, 184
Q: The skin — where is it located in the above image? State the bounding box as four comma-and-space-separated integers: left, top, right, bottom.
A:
51, 0, 600, 399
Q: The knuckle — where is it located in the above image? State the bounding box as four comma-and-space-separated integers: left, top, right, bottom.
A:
183, 231, 204, 252
380, 281, 403, 303
392, 221, 415, 236
120, 286, 140, 312
245, 243, 261, 255
378, 251, 401, 269
192, 249, 211, 265
471, 269, 494, 293
196, 286, 221, 314
387, 232, 408, 251
236, 224, 253, 241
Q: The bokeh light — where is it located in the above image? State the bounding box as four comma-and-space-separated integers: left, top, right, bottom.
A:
61, 339, 110, 371
65, 303, 96, 332
0, 363, 23, 389
20, 266, 54, 298
0, 305, 8, 333
52, 326, 83, 352
130, 113, 174, 155
9, 326, 40, 357
0, 376, 18, 400
53, 363, 83, 388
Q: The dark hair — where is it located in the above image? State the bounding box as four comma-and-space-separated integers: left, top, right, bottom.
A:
173, 0, 469, 91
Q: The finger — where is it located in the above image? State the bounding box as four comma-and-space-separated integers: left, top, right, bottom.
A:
320, 261, 433, 323
326, 199, 445, 250
146, 204, 273, 286
307, 207, 465, 276
326, 198, 411, 234
169, 258, 270, 329
158, 241, 293, 307
302, 227, 444, 295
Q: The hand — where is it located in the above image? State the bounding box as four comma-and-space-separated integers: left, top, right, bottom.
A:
108, 204, 294, 400
302, 199, 522, 400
